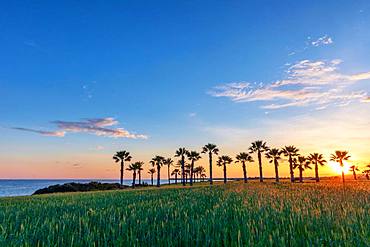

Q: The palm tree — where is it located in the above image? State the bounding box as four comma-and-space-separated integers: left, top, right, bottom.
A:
308, 153, 327, 182
148, 168, 156, 186
184, 163, 191, 183
265, 148, 282, 183
282, 146, 299, 182
175, 148, 188, 186
195, 166, 206, 182
126, 162, 140, 188
330, 151, 350, 184
201, 173, 207, 182
151, 156, 165, 187
235, 152, 254, 183
171, 168, 181, 184
349, 165, 359, 180
363, 165, 370, 180
249, 141, 269, 182
113, 151, 132, 185
202, 143, 219, 185
295, 156, 312, 183
217, 155, 233, 184
163, 158, 174, 185
186, 151, 201, 186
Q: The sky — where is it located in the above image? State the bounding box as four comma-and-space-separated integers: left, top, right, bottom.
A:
1, 1, 370, 179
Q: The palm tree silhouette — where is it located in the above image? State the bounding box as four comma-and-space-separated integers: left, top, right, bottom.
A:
282, 146, 299, 182
126, 162, 141, 188
163, 158, 174, 185
171, 168, 180, 184
265, 148, 282, 183
217, 155, 233, 184
151, 156, 165, 187
202, 143, 219, 185
235, 152, 254, 183
330, 151, 350, 184
195, 166, 206, 182
113, 151, 132, 185
148, 168, 156, 186
308, 153, 326, 182
249, 141, 269, 182
295, 156, 312, 183
363, 165, 370, 180
349, 165, 359, 180
186, 151, 201, 186
175, 148, 188, 186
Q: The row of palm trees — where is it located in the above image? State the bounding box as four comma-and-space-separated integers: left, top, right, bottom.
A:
113, 141, 370, 187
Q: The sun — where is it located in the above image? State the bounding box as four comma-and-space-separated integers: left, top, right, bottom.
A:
328, 161, 350, 175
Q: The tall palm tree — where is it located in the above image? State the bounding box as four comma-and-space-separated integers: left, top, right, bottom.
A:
202, 143, 219, 185
148, 168, 156, 186
171, 168, 181, 184
282, 146, 299, 182
151, 156, 165, 187
113, 151, 132, 185
308, 153, 327, 182
175, 148, 188, 186
295, 156, 312, 183
249, 141, 269, 182
217, 155, 233, 184
163, 158, 174, 185
201, 173, 207, 182
186, 151, 201, 186
265, 148, 282, 183
330, 151, 350, 184
349, 165, 359, 180
126, 162, 140, 188
235, 152, 254, 183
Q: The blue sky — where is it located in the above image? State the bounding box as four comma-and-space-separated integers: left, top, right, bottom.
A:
1, 1, 370, 178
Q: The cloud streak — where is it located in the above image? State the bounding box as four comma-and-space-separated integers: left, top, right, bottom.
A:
13, 118, 147, 139
209, 59, 370, 109
311, 35, 333, 47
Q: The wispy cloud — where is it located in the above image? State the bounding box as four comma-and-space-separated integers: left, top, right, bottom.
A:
12, 127, 65, 137
311, 35, 333, 47
209, 59, 370, 109
13, 118, 147, 139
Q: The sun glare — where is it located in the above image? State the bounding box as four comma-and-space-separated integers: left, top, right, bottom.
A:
328, 161, 350, 175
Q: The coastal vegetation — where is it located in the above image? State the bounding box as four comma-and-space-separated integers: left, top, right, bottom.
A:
1, 181, 369, 246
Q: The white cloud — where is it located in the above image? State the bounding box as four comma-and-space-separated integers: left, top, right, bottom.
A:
13, 118, 147, 139
311, 35, 333, 47
209, 59, 370, 109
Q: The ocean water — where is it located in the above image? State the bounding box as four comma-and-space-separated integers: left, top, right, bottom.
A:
0, 179, 160, 198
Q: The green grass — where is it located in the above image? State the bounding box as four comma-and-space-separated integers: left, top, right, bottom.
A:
0, 180, 369, 246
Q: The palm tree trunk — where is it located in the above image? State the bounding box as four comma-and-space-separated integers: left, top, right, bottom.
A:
223, 164, 227, 184
242, 162, 247, 183
175, 174, 177, 184
289, 156, 294, 183
151, 174, 153, 186
209, 152, 213, 185
342, 171, 345, 184
299, 167, 303, 183
120, 160, 124, 185
315, 161, 319, 182
132, 172, 136, 188
181, 156, 185, 186
190, 160, 194, 186
353, 170, 357, 180
138, 171, 141, 185
157, 164, 160, 187
168, 165, 171, 185
274, 159, 279, 183
258, 151, 263, 182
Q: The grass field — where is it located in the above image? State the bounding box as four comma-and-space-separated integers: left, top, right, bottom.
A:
0, 180, 369, 246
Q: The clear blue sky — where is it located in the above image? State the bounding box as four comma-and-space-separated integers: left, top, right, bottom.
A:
1, 1, 370, 178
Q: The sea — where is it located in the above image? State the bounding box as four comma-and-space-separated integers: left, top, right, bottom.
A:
0, 179, 160, 198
